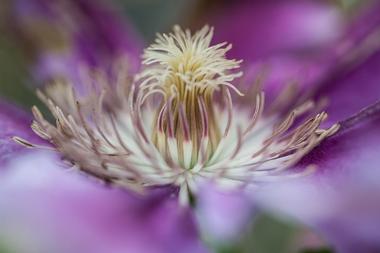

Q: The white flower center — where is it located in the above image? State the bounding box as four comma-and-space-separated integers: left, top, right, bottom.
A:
137, 26, 242, 170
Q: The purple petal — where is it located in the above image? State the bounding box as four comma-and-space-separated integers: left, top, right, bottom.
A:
195, 183, 254, 244
301, 1, 380, 124
0, 100, 43, 166
209, 0, 343, 105
256, 108, 380, 252
211, 1, 380, 119
211, 0, 343, 61
10, 0, 143, 85
0, 151, 209, 253
317, 49, 380, 125
241, 55, 331, 107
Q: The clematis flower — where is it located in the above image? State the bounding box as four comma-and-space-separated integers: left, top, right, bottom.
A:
1, 1, 380, 253
15, 25, 338, 206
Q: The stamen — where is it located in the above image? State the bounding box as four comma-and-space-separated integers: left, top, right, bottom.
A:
138, 26, 243, 168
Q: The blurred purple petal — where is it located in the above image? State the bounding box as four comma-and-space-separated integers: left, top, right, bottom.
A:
333, 1, 380, 60
241, 55, 330, 107
213, 1, 380, 115
10, 0, 143, 85
0, 151, 209, 253
0, 100, 43, 165
256, 106, 380, 252
211, 0, 343, 106
317, 49, 380, 125
211, 0, 343, 61
299, 1, 380, 126
195, 183, 254, 243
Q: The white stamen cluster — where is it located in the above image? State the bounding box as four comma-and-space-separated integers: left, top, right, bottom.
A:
137, 25, 243, 95
16, 26, 339, 205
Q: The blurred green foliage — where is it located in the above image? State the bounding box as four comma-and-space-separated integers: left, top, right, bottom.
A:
213, 213, 332, 253
336, 0, 361, 10
116, 0, 196, 41
0, 34, 41, 109
301, 249, 334, 253
0, 241, 14, 253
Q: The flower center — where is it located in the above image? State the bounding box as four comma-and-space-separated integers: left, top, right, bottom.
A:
137, 26, 242, 169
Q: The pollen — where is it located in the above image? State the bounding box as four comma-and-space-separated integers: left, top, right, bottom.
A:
16, 26, 340, 205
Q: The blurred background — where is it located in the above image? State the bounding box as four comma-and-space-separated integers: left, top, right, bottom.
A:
0, 0, 374, 252
0, 0, 366, 107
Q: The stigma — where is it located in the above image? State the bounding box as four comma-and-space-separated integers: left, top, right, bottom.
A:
16, 26, 339, 205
